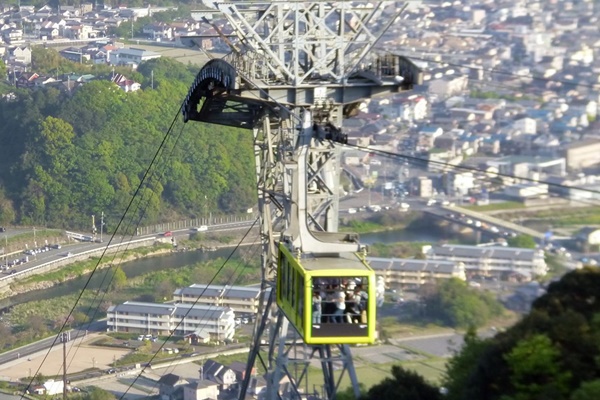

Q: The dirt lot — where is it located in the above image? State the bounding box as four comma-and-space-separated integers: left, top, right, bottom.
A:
0, 334, 131, 381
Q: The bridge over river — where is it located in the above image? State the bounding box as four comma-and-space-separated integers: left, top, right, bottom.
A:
424, 205, 569, 242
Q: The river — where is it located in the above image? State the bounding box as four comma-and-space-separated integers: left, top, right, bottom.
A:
1, 227, 448, 310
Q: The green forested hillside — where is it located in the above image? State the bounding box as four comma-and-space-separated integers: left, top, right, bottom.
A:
442, 267, 600, 400
0, 56, 256, 229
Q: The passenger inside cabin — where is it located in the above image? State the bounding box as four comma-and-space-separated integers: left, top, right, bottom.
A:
312, 291, 322, 324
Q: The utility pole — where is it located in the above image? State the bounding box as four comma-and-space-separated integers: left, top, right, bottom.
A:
100, 212, 104, 243
61, 332, 69, 400
92, 215, 96, 241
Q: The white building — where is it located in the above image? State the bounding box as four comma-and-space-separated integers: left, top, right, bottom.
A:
445, 172, 475, 197
108, 47, 161, 67
107, 301, 236, 341
425, 244, 548, 277
512, 117, 537, 135
504, 183, 549, 199
368, 257, 466, 287
174, 284, 262, 314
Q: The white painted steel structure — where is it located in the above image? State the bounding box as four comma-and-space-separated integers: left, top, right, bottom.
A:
182, 2, 421, 398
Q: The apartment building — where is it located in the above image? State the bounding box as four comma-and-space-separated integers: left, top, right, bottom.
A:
173, 284, 262, 314
424, 244, 547, 277
106, 301, 236, 341
368, 257, 465, 288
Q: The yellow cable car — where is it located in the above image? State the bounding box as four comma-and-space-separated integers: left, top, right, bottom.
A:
276, 244, 376, 345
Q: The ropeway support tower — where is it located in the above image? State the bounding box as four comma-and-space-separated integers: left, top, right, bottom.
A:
182, 1, 422, 398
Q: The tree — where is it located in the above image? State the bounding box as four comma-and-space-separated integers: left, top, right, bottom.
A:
0, 189, 16, 225
34, 373, 46, 385
503, 334, 571, 400
420, 278, 503, 328
156, 280, 174, 302
0, 60, 6, 82
73, 311, 90, 326
571, 380, 600, 400
361, 365, 442, 400
26, 314, 47, 336
443, 327, 491, 400
443, 268, 600, 400
109, 266, 127, 291
507, 234, 536, 249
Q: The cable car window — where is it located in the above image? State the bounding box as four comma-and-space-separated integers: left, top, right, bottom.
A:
279, 257, 288, 304
310, 276, 370, 339
298, 274, 304, 327
290, 265, 296, 309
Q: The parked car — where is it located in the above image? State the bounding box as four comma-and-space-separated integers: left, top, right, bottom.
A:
163, 231, 173, 237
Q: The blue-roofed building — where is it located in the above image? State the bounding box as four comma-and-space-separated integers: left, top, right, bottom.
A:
174, 284, 265, 314
526, 109, 555, 122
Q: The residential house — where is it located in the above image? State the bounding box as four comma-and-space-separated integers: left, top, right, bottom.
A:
63, 23, 94, 39
202, 360, 237, 390
33, 75, 58, 88
111, 73, 141, 92
143, 22, 172, 40
229, 361, 256, 382
59, 47, 91, 63
2, 27, 23, 43
15, 72, 39, 89
183, 380, 219, 400
9, 45, 31, 64
158, 373, 188, 400
39, 25, 59, 40
170, 22, 195, 38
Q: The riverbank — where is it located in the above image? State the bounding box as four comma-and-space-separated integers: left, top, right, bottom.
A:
0, 246, 170, 301
1, 230, 259, 301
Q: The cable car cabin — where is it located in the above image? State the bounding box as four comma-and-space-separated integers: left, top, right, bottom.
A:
277, 244, 376, 345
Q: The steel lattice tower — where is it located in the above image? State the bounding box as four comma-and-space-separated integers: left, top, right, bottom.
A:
182, 2, 422, 399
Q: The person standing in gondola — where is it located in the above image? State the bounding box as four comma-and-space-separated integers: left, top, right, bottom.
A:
312, 291, 322, 324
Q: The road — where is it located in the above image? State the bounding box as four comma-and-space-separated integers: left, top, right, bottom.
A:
1, 220, 256, 278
